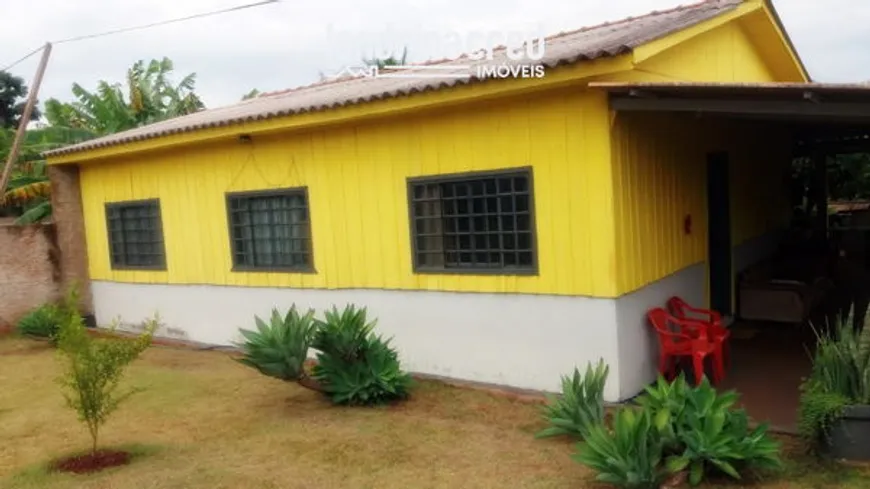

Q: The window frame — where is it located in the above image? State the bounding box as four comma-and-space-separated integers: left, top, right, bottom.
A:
224, 187, 316, 273
104, 198, 167, 271
406, 167, 539, 276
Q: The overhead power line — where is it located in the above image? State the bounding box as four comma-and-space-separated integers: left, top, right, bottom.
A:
1, 0, 280, 72
1, 45, 45, 73
54, 0, 280, 44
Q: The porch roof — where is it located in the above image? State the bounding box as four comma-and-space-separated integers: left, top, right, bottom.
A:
589, 81, 870, 123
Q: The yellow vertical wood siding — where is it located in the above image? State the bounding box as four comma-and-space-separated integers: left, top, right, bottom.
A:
609, 17, 797, 296
79, 89, 619, 297
611, 112, 792, 296
635, 20, 776, 82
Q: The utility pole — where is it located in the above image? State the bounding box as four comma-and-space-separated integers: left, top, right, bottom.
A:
0, 42, 52, 196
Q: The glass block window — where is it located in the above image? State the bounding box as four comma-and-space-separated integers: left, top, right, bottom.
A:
226, 188, 313, 271
105, 199, 166, 270
408, 168, 537, 274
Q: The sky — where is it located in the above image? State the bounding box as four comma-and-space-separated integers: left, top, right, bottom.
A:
2, 0, 869, 110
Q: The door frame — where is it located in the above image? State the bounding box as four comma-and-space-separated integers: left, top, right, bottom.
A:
707, 151, 732, 316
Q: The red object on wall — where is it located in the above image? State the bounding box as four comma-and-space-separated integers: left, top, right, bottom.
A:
683, 214, 692, 234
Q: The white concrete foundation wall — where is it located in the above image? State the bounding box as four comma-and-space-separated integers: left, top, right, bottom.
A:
91, 281, 625, 401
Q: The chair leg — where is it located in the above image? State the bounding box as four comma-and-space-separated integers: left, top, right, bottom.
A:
659, 353, 671, 380
692, 354, 706, 386
714, 345, 726, 383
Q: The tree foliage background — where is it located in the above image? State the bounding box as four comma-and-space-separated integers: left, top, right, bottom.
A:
0, 57, 205, 223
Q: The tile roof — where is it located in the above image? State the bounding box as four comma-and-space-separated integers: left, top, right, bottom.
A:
46, 0, 743, 157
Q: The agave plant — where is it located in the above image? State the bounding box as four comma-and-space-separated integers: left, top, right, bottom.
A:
235, 306, 317, 382
536, 359, 609, 439
661, 379, 780, 485
311, 304, 411, 405
314, 334, 412, 405
311, 305, 376, 361
799, 308, 870, 443
636, 376, 780, 486
575, 407, 666, 489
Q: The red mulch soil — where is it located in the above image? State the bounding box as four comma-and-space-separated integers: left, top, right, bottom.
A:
51, 450, 131, 474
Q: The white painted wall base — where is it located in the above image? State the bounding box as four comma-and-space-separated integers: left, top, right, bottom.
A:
91, 281, 624, 401
89, 233, 783, 404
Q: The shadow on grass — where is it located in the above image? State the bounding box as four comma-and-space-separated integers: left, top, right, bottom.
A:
6, 444, 164, 486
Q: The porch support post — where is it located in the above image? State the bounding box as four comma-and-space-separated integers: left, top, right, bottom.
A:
812, 150, 828, 240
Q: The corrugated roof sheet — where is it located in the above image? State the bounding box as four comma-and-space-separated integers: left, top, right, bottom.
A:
46, 0, 742, 157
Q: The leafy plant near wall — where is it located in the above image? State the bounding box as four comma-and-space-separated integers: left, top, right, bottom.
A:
312, 305, 412, 405
575, 407, 667, 489
235, 306, 319, 387
536, 359, 608, 440
641, 376, 781, 486
571, 373, 780, 488
16, 301, 64, 343
798, 309, 870, 446
55, 288, 157, 454
236, 304, 412, 405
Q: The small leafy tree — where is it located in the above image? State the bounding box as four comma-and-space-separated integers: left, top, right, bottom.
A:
56, 290, 156, 454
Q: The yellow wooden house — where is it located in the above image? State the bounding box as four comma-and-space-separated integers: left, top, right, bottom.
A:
46, 0, 810, 401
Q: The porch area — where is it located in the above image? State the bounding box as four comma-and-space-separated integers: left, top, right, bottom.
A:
597, 81, 870, 432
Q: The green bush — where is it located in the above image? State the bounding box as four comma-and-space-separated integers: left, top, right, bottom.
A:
312, 305, 411, 406
17, 303, 63, 342
311, 304, 375, 361
314, 333, 411, 405
574, 407, 666, 489
235, 306, 317, 381
236, 304, 411, 406
639, 375, 781, 486
536, 359, 608, 439
56, 295, 156, 454
798, 310, 870, 444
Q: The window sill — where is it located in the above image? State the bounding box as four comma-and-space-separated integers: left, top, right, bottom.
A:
412, 266, 538, 277
230, 266, 318, 274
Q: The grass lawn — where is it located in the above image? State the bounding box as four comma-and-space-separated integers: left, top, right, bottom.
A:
1, 336, 869, 489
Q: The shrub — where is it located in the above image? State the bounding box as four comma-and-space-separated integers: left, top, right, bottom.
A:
311, 304, 376, 361
314, 333, 412, 405
536, 359, 608, 439
236, 304, 411, 405
799, 310, 870, 444
235, 306, 317, 381
312, 305, 411, 405
639, 375, 781, 486
574, 407, 666, 489
17, 303, 64, 342
56, 304, 156, 454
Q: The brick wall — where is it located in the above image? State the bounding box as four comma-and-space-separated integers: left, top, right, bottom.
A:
48, 164, 93, 315
0, 221, 62, 327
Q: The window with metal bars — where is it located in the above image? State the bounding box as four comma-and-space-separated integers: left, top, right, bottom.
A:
407, 168, 537, 274
226, 188, 314, 271
105, 199, 166, 270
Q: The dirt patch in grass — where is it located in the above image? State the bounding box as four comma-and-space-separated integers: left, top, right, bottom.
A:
50, 450, 130, 474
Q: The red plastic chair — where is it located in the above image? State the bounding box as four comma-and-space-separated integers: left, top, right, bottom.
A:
666, 296, 731, 370
647, 308, 723, 385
